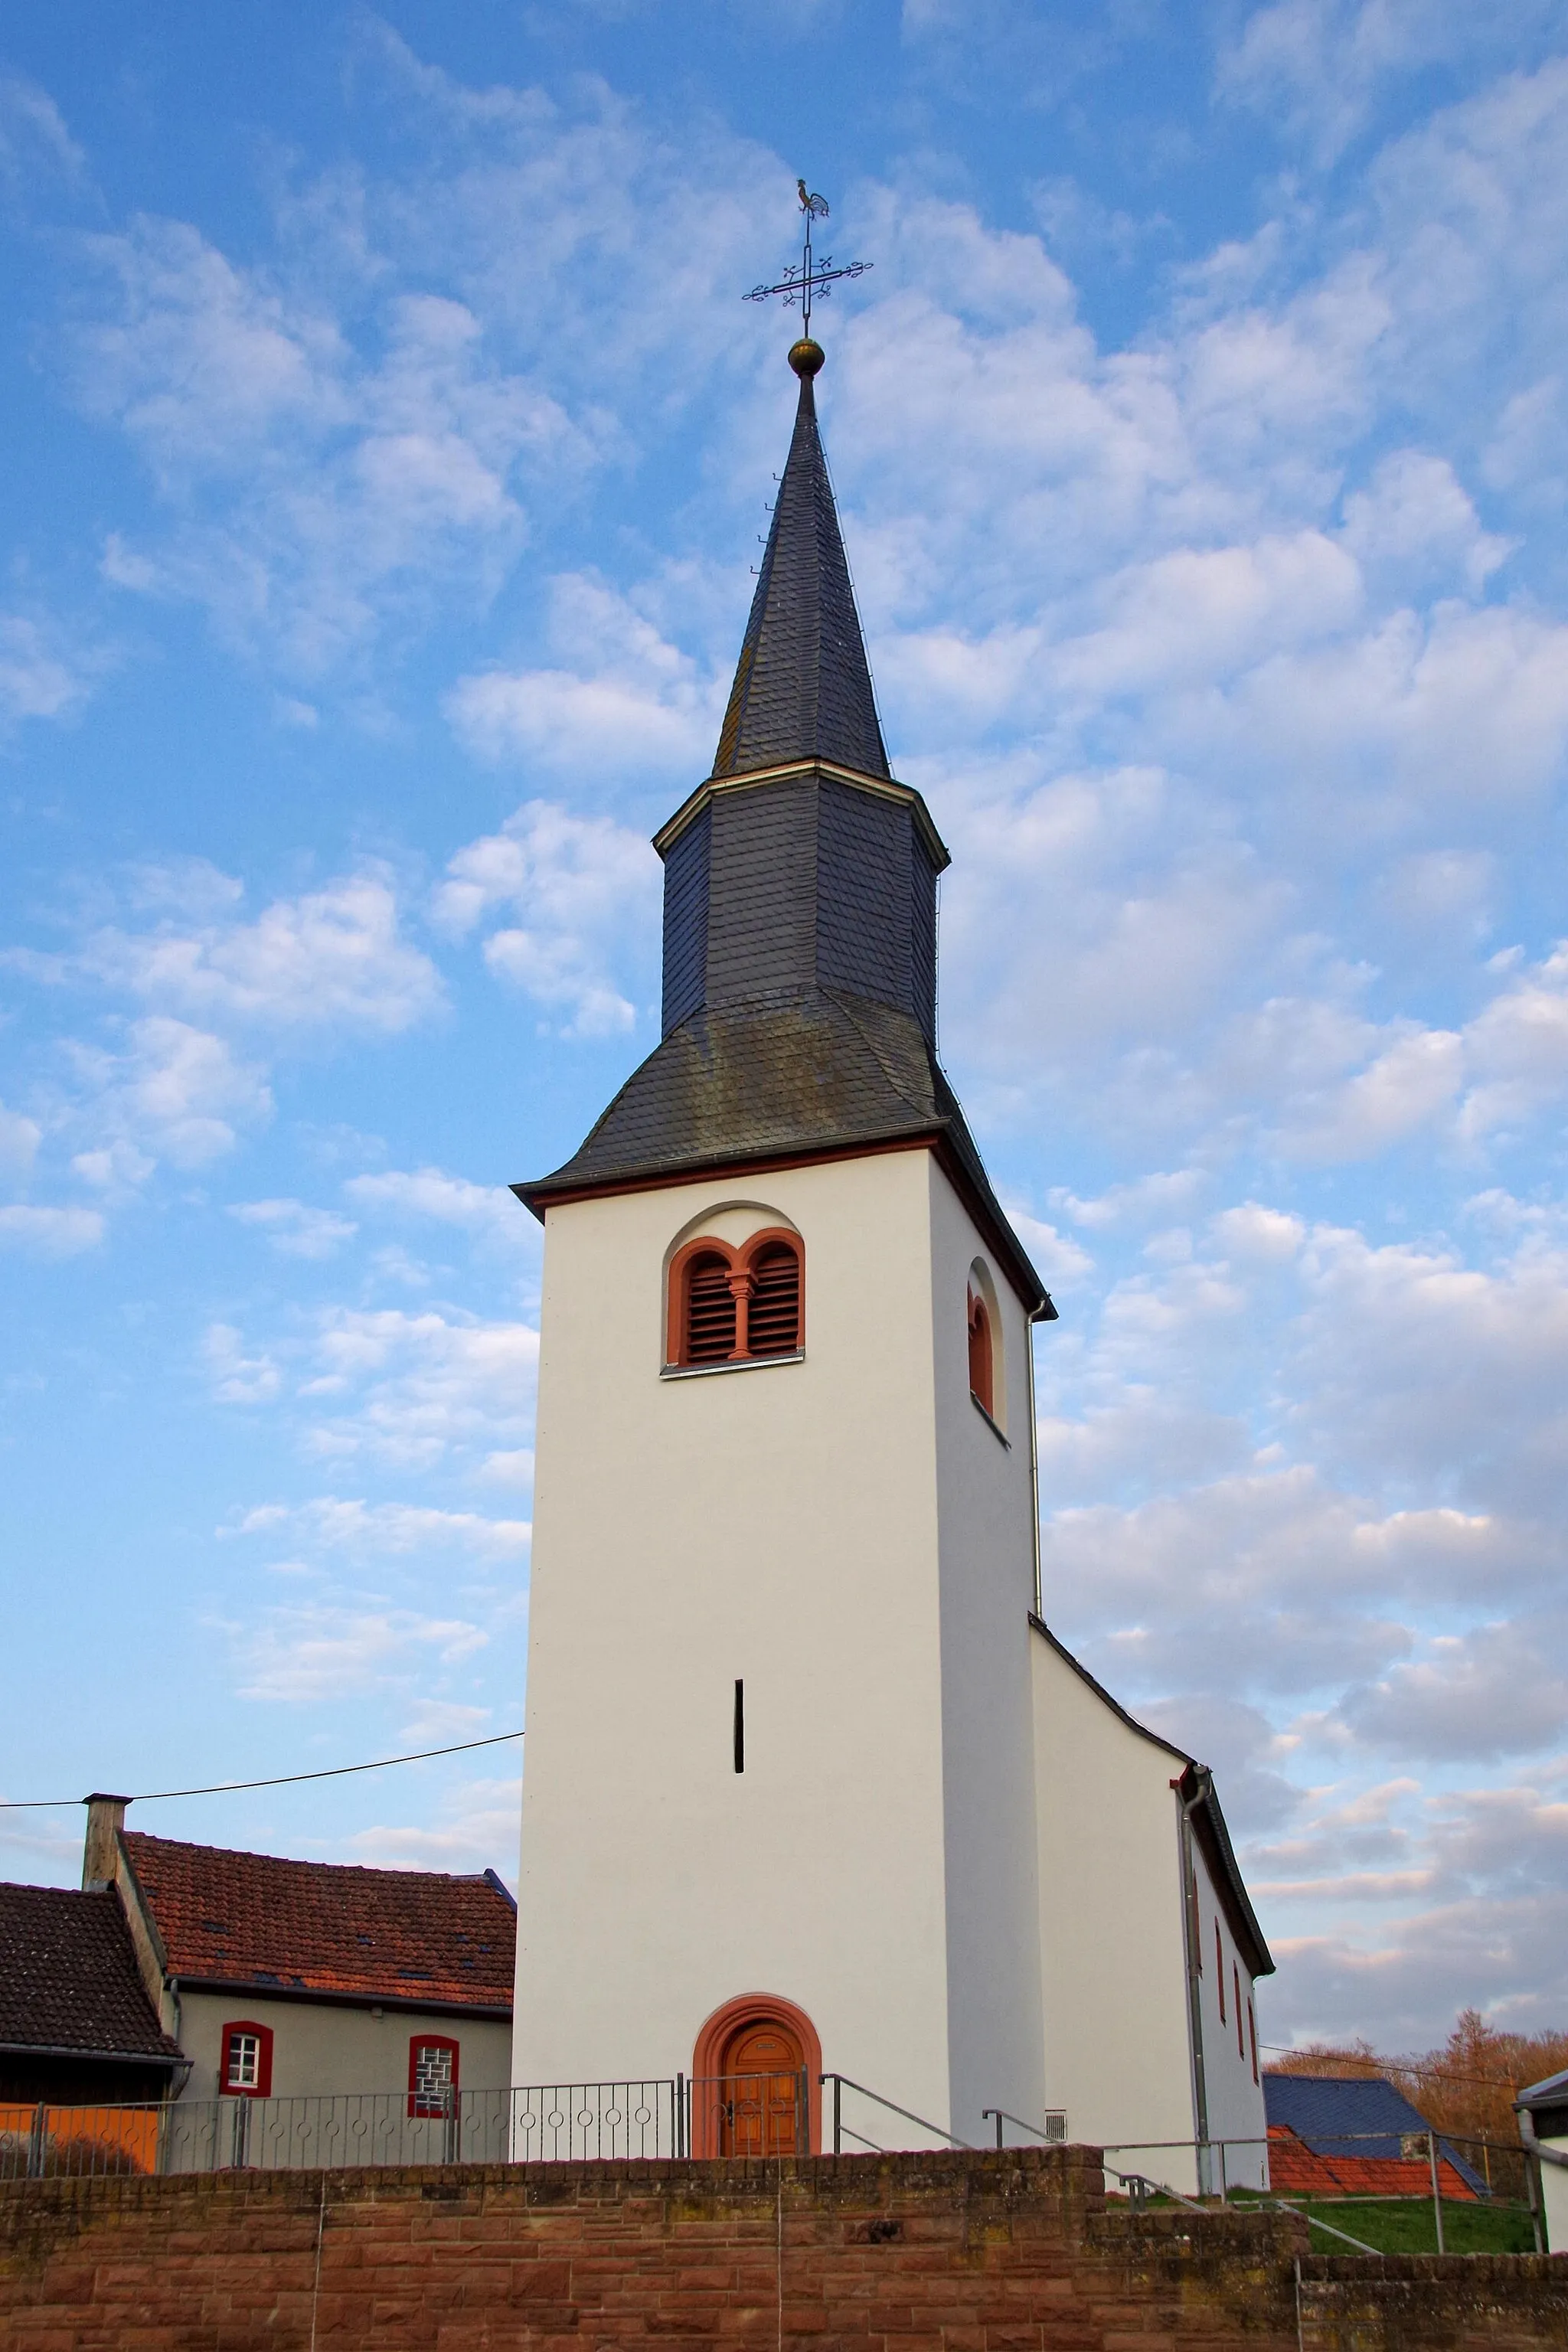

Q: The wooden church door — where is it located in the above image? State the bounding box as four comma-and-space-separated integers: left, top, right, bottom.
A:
719, 2015, 805, 2156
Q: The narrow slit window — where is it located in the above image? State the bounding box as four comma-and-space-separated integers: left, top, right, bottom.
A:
1215, 1922, 1225, 2020
733, 1679, 744, 1773
1248, 1998, 1259, 2085
1234, 1963, 1244, 2056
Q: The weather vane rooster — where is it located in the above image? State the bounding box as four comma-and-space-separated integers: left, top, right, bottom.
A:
746, 179, 871, 344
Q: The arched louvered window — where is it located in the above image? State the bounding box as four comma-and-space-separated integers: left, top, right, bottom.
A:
668, 1230, 804, 1370
684, 1250, 738, 1364
967, 1288, 994, 1416
746, 1241, 801, 1357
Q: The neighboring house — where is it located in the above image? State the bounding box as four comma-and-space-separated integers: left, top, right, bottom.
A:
1263, 2073, 1485, 2200
0, 1880, 185, 2108
1516, 2067, 1568, 2251
83, 1796, 516, 2109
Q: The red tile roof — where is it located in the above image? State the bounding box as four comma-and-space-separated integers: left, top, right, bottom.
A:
123, 1834, 514, 2014
1267, 2125, 1477, 2201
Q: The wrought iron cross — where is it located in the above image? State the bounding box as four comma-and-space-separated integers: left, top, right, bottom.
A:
745, 180, 872, 339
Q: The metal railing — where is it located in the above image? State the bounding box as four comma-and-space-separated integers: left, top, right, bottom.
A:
0, 2084, 682, 2180
1101, 2126, 1544, 2256
982, 2106, 1067, 2149
819, 2073, 970, 2155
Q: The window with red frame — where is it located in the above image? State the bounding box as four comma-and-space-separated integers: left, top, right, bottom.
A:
670, 1233, 802, 1368
1234, 1962, 1244, 2056
1215, 1921, 1226, 2021
220, 2020, 273, 2097
967, 1289, 994, 1416
1248, 1998, 1259, 2084
408, 2034, 459, 2118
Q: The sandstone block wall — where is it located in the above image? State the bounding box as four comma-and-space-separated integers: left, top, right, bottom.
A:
2, 2146, 1565, 2350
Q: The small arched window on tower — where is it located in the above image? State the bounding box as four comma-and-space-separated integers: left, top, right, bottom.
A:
668, 1230, 803, 1370
967, 1259, 1004, 1434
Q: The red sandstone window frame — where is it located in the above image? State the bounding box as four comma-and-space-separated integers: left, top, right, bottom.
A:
1215, 1921, 1226, 2022
1234, 1962, 1244, 2056
219, 2019, 273, 2098
1248, 1998, 1259, 2084
407, 2033, 461, 2119
665, 1229, 804, 1369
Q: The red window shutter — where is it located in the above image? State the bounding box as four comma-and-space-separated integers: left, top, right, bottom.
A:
968, 1292, 993, 1415
684, 1251, 737, 1363
408, 2034, 460, 2118
220, 2020, 273, 2097
746, 1243, 800, 1356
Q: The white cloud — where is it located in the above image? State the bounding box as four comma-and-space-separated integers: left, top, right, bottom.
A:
345, 1165, 532, 1250
227, 1495, 530, 1559
447, 575, 721, 777
0, 1204, 105, 1257
1334, 1617, 1568, 1759
0, 613, 95, 727
204, 1321, 283, 1405
80, 868, 443, 1038
230, 1197, 359, 1259
339, 1770, 523, 1877
67, 1017, 272, 1169
234, 1600, 488, 1702
0, 1104, 41, 1179
75, 217, 586, 675
435, 798, 658, 1035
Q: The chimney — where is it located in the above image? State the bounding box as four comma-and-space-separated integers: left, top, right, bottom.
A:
83, 1793, 131, 1891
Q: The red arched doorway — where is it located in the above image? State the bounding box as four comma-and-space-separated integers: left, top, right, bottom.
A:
691, 1994, 822, 2157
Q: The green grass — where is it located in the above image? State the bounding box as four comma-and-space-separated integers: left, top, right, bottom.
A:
1229, 2193, 1538, 2256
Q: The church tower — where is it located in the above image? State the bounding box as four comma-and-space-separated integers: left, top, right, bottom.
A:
511, 335, 1272, 2167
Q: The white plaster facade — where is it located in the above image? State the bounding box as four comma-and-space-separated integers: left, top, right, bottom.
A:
174, 1989, 511, 2105
514, 1137, 1272, 2166
1540, 2141, 1568, 2252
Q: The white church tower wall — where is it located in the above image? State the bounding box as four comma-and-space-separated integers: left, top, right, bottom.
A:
508, 328, 1274, 2162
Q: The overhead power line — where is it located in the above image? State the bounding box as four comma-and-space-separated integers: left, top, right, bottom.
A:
0, 1730, 524, 1810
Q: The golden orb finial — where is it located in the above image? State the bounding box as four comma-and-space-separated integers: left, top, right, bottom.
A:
789, 337, 825, 379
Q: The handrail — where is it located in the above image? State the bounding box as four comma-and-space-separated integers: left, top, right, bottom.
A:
1105, 2162, 1383, 2253
818, 2074, 972, 2154
982, 2106, 1067, 2150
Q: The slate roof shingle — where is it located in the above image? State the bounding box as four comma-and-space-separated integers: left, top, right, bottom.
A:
713, 361, 889, 785
1263, 2073, 1486, 2196
0, 1882, 180, 2062
518, 986, 1055, 1317
123, 1834, 515, 2013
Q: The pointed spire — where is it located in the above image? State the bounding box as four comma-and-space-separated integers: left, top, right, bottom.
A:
712, 340, 890, 782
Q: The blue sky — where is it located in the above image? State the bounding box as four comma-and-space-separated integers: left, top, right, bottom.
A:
3, 0, 1568, 2056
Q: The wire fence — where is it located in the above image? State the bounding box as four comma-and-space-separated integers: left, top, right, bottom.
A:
0, 2084, 681, 2180
0, 2084, 1550, 2256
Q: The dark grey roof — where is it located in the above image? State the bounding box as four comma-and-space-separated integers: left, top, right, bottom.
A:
518, 986, 1054, 1318
0, 1882, 181, 2065
712, 361, 889, 783
1263, 2073, 1487, 2194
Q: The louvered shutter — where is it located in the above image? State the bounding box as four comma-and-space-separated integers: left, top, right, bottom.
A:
746, 1242, 800, 1357
684, 1251, 737, 1362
